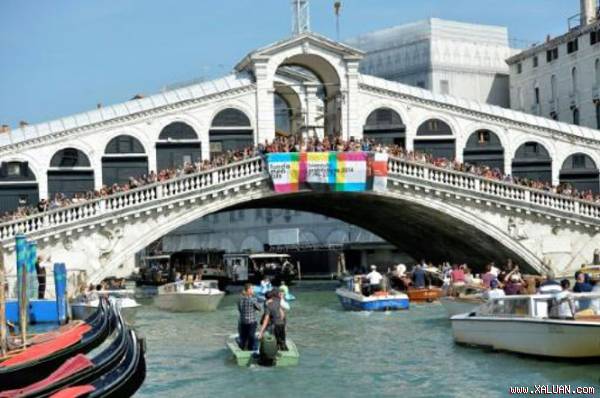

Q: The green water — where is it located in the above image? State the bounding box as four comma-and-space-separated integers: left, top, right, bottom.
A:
134, 282, 600, 398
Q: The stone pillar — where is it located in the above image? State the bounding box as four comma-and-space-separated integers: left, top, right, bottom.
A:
305, 84, 323, 138
254, 61, 275, 145
504, 155, 512, 177
552, 158, 561, 186
345, 60, 361, 140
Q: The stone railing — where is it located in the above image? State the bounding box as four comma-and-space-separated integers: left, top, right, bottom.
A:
0, 157, 266, 242
388, 156, 600, 224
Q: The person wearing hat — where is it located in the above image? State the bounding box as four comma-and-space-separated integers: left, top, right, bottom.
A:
365, 265, 383, 296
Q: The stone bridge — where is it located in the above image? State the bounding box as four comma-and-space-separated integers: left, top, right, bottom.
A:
2, 155, 600, 290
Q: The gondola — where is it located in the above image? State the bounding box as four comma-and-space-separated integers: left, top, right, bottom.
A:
0, 298, 115, 390
0, 306, 130, 398
49, 329, 146, 398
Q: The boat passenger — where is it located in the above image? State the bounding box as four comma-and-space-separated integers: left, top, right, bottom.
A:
259, 290, 288, 350
538, 271, 561, 293
238, 283, 262, 351
366, 265, 383, 295
278, 287, 290, 312
549, 279, 576, 319
573, 272, 593, 293
589, 282, 600, 314
481, 264, 495, 289
412, 265, 426, 289
483, 279, 505, 301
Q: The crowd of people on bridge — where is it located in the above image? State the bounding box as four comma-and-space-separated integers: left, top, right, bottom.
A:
2, 134, 599, 224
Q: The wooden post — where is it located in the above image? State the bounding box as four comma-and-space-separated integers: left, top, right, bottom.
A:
20, 260, 28, 348
297, 261, 301, 281
0, 245, 6, 356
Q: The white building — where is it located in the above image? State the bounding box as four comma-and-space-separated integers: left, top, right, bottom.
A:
507, 0, 600, 130
346, 18, 516, 107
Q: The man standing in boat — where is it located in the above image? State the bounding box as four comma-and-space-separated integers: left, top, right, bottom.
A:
365, 265, 383, 295
258, 290, 288, 350
238, 283, 261, 351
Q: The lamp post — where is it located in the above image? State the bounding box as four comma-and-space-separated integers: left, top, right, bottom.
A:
334, 2, 342, 41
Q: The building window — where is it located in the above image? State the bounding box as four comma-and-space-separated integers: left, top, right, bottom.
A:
573, 154, 586, 168
7, 162, 21, 176
592, 30, 599, 45
567, 38, 579, 54
596, 59, 600, 86
533, 56, 538, 68
573, 108, 580, 125
572, 67, 578, 94
551, 75, 557, 100
517, 63, 522, 74
478, 130, 490, 144
440, 80, 450, 95
596, 103, 600, 129
546, 48, 559, 62
534, 87, 540, 105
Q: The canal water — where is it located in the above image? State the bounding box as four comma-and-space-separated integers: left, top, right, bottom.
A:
135, 281, 600, 398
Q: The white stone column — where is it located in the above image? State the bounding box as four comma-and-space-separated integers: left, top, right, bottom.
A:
345, 60, 361, 140
255, 61, 275, 145
305, 84, 322, 138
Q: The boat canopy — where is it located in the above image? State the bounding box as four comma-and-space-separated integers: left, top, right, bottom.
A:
248, 253, 291, 259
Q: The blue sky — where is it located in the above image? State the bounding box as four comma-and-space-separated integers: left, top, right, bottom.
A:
0, 0, 579, 127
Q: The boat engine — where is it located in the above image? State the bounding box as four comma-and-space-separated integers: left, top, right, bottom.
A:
258, 333, 278, 366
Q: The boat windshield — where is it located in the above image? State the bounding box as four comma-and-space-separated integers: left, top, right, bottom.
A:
478, 293, 600, 319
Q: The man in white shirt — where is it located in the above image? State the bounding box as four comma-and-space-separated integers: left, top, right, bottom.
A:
366, 265, 383, 295
483, 279, 505, 301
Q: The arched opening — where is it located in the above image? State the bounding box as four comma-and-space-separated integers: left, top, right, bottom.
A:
560, 153, 600, 193
511, 142, 552, 183
156, 122, 201, 170
572, 67, 578, 94
414, 119, 455, 159
573, 108, 580, 125
209, 108, 253, 156
275, 54, 341, 137
273, 82, 303, 136
47, 148, 94, 199
463, 130, 504, 171
102, 135, 148, 186
363, 108, 406, 146
0, 161, 38, 213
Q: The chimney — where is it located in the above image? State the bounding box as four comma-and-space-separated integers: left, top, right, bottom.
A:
19, 120, 29, 128
0, 125, 10, 133
581, 0, 598, 27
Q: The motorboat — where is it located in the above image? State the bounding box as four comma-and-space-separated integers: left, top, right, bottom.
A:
72, 290, 141, 324
440, 295, 486, 317
226, 334, 299, 367
406, 287, 443, 302
451, 292, 600, 358
335, 277, 408, 311
154, 280, 225, 312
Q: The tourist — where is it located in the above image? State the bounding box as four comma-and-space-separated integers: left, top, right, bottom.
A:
573, 272, 593, 293
366, 265, 383, 295
503, 273, 522, 296
412, 264, 426, 288
538, 271, 561, 293
451, 264, 465, 284
238, 283, 262, 351
36, 255, 51, 299
549, 279, 576, 319
258, 290, 287, 351
481, 264, 495, 289
483, 279, 505, 301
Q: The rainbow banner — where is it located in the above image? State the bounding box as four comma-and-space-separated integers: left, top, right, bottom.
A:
266, 151, 387, 193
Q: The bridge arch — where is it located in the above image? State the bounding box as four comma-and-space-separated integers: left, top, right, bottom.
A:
156, 120, 202, 170
47, 148, 94, 199
462, 129, 505, 171
414, 118, 456, 160
362, 107, 406, 146
98, 185, 544, 283
209, 107, 254, 156
102, 134, 149, 186
559, 153, 600, 193
511, 141, 553, 183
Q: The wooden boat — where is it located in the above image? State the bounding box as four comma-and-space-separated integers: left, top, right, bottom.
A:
406, 287, 443, 302
0, 299, 114, 390
451, 292, 600, 358
0, 307, 131, 397
48, 328, 146, 398
72, 290, 141, 324
154, 280, 224, 312
440, 295, 486, 317
226, 335, 299, 367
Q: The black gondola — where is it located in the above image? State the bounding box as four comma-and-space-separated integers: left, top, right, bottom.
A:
51, 329, 146, 398
0, 298, 115, 390
0, 305, 130, 397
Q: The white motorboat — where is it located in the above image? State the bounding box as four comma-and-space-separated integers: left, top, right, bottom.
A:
451, 292, 600, 358
440, 295, 485, 317
154, 280, 225, 312
71, 289, 141, 324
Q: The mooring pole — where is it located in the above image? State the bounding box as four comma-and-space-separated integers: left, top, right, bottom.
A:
19, 257, 28, 348
0, 245, 7, 356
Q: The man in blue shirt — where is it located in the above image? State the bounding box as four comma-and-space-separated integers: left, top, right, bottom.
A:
412, 264, 426, 288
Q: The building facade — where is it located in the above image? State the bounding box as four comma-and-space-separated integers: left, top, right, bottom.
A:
507, 0, 600, 130
346, 18, 516, 107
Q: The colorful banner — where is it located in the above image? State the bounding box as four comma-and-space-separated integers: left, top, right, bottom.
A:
266, 151, 388, 193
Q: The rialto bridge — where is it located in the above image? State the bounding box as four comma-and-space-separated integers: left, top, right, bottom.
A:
2, 33, 600, 288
